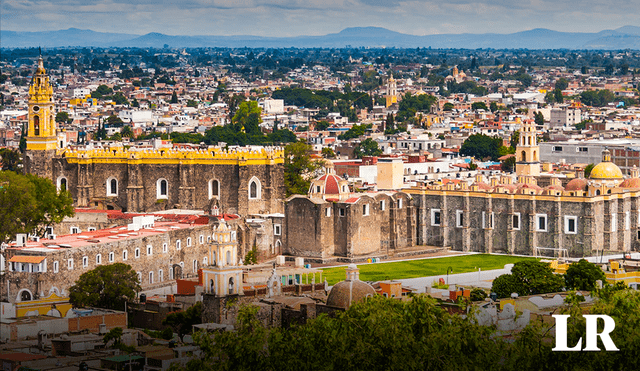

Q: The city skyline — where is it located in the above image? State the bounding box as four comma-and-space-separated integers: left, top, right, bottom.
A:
3, 0, 640, 37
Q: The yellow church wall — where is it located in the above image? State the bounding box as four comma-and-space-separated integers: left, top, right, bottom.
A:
15, 293, 73, 318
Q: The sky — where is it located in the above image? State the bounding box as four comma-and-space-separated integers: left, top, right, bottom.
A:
2, 0, 639, 37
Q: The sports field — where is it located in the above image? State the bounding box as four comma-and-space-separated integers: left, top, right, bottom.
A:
319, 254, 536, 285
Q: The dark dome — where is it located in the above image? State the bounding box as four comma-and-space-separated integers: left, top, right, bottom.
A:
326, 280, 376, 309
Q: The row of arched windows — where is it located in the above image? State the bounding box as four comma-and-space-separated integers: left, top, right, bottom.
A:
55, 175, 263, 200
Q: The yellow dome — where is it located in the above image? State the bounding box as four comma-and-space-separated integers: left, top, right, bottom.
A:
589, 162, 623, 180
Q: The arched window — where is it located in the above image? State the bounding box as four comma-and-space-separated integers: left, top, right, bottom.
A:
157, 178, 168, 199
521, 151, 527, 162
193, 259, 198, 272
226, 250, 231, 266
20, 290, 32, 302
212, 251, 216, 266
57, 177, 67, 192
209, 179, 220, 199
229, 277, 235, 295
248, 177, 261, 199
34, 115, 40, 136
210, 279, 215, 293
106, 177, 118, 196
533, 150, 537, 161
203, 257, 208, 266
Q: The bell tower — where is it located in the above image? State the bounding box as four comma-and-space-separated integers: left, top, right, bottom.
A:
385, 74, 398, 108
515, 118, 540, 177
24, 56, 57, 179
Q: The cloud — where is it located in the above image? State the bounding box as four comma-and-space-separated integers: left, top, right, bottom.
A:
2, 0, 639, 37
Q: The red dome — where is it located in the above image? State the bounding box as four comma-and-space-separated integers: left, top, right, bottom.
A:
565, 178, 588, 191
316, 174, 343, 194
619, 178, 640, 188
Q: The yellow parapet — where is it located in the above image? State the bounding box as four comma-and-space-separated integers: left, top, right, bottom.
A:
61, 146, 285, 166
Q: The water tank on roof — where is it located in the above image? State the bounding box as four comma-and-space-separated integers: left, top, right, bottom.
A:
140, 293, 146, 303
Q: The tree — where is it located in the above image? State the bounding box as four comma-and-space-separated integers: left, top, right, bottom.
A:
68, 263, 141, 311
584, 163, 595, 178
55, 111, 72, 124
339, 124, 369, 140
500, 156, 516, 172
443, 102, 454, 111
232, 101, 262, 135
534, 111, 544, 126
492, 260, 564, 298
564, 259, 607, 291
353, 138, 382, 159
321, 147, 336, 159
471, 102, 488, 111
555, 78, 569, 91
162, 302, 202, 342
490, 102, 498, 112
0, 148, 22, 172
91, 84, 113, 98
244, 244, 258, 265
284, 141, 323, 196
103, 327, 123, 346
120, 125, 134, 138
0, 171, 74, 243
554, 88, 564, 103
170, 90, 178, 104
315, 120, 330, 131
460, 134, 503, 161
186, 99, 198, 108
509, 131, 520, 149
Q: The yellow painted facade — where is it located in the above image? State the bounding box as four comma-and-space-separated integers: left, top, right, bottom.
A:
15, 292, 72, 318
515, 118, 540, 177
61, 146, 285, 166
26, 57, 57, 151
553, 260, 640, 287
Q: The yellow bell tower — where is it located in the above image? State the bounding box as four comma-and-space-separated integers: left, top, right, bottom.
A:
385, 74, 397, 108
27, 56, 57, 151
24, 56, 57, 180
515, 118, 540, 177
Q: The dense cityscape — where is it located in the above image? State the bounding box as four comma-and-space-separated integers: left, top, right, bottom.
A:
1, 42, 640, 370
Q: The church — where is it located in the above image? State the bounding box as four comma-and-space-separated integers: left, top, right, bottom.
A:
284, 119, 640, 259
23, 57, 285, 215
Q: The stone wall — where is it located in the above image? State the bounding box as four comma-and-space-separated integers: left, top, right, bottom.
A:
51, 159, 284, 215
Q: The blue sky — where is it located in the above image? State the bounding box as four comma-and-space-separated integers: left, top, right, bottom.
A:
2, 0, 639, 36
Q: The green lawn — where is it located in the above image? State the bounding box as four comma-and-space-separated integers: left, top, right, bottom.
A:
320, 254, 536, 285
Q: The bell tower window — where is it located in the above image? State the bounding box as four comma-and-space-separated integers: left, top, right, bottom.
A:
34, 115, 40, 136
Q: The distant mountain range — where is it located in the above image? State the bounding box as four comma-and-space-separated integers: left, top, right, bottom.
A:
3, 26, 640, 49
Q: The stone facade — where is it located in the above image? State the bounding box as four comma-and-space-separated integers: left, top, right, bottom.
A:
284, 192, 415, 259
3, 220, 218, 304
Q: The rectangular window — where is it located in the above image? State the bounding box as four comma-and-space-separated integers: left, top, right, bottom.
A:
53, 261, 59, 273
159, 269, 164, 282
553, 146, 563, 152
339, 208, 346, 217
564, 216, 577, 234
96, 254, 101, 265
513, 213, 521, 230
536, 214, 547, 232
199, 235, 204, 244
482, 212, 494, 229
187, 237, 192, 247
163, 243, 168, 253
123, 250, 128, 261
431, 209, 441, 226
626, 211, 630, 230
149, 271, 154, 284
398, 199, 403, 209
147, 245, 153, 256
109, 252, 114, 262
456, 210, 464, 228
380, 200, 385, 211
70, 227, 80, 234
274, 224, 282, 236
611, 213, 617, 232
325, 207, 331, 217
82, 256, 88, 268
135, 248, 140, 258
577, 147, 588, 152
176, 240, 181, 250
88, 227, 96, 232
68, 258, 73, 270
363, 204, 370, 216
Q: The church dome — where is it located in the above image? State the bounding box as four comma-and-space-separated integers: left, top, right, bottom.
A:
589, 162, 623, 180
565, 178, 588, 191
619, 178, 640, 188
589, 149, 623, 180
326, 280, 376, 309
308, 170, 350, 200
